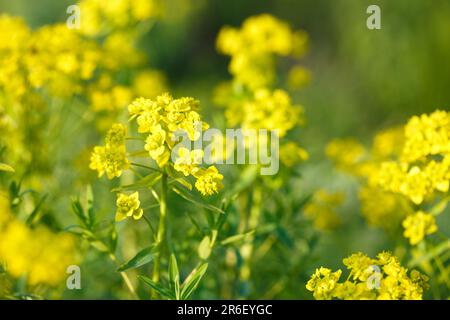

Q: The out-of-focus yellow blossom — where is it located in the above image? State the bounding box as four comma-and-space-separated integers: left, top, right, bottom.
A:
287, 66, 311, 89
78, 0, 162, 37
193, 166, 224, 196
402, 211, 437, 245
217, 14, 308, 90
303, 190, 343, 231
0, 192, 78, 287
307, 252, 429, 300
215, 15, 308, 172
133, 70, 168, 98
115, 192, 144, 221
371, 127, 404, 160
279, 142, 309, 167
358, 186, 407, 230
90, 123, 130, 179
326, 138, 367, 174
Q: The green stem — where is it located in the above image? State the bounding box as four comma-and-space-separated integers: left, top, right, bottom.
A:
109, 253, 139, 299
152, 171, 168, 299
239, 184, 263, 285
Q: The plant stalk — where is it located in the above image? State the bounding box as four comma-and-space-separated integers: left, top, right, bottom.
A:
152, 171, 168, 298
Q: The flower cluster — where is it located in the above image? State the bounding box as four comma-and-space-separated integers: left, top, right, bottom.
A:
306, 251, 429, 300
115, 192, 143, 221
327, 112, 450, 246
78, 0, 162, 37
215, 15, 308, 170
90, 93, 224, 196
216, 14, 308, 90
89, 123, 130, 179
374, 111, 450, 205
0, 191, 78, 287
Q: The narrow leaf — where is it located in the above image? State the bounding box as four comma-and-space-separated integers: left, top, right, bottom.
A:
180, 263, 208, 300
138, 276, 175, 299
221, 230, 255, 246
25, 194, 48, 226
172, 185, 224, 214
169, 254, 180, 299
117, 244, 158, 272
111, 172, 162, 192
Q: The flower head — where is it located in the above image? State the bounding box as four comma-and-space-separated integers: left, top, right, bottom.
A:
115, 192, 143, 222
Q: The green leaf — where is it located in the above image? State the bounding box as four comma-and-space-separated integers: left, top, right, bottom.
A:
71, 198, 89, 228
0, 163, 14, 172
169, 177, 193, 191
180, 263, 208, 300
221, 230, 255, 246
117, 244, 158, 272
171, 185, 224, 214
198, 236, 212, 260
25, 194, 48, 226
86, 185, 95, 228
138, 276, 175, 299
169, 254, 180, 299
111, 172, 162, 192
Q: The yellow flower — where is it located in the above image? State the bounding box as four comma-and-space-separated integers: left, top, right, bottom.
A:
343, 252, 377, 282
307, 251, 429, 300
193, 166, 224, 196
144, 124, 170, 167
115, 192, 144, 222
242, 89, 303, 137
0, 217, 77, 286
358, 186, 407, 230
137, 108, 161, 133
279, 142, 309, 167
402, 211, 437, 245
306, 267, 342, 300
287, 66, 311, 89
401, 110, 450, 163
326, 138, 366, 173
174, 147, 203, 176
216, 14, 308, 91
89, 123, 130, 179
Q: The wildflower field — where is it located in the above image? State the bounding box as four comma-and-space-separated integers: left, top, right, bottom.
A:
1, 0, 450, 300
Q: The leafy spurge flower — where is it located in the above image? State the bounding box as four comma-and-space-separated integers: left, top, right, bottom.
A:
90, 123, 130, 179
193, 166, 224, 196
306, 267, 342, 300
115, 192, 143, 222
307, 251, 429, 300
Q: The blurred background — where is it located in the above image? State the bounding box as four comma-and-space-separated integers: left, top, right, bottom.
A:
1, 0, 449, 299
